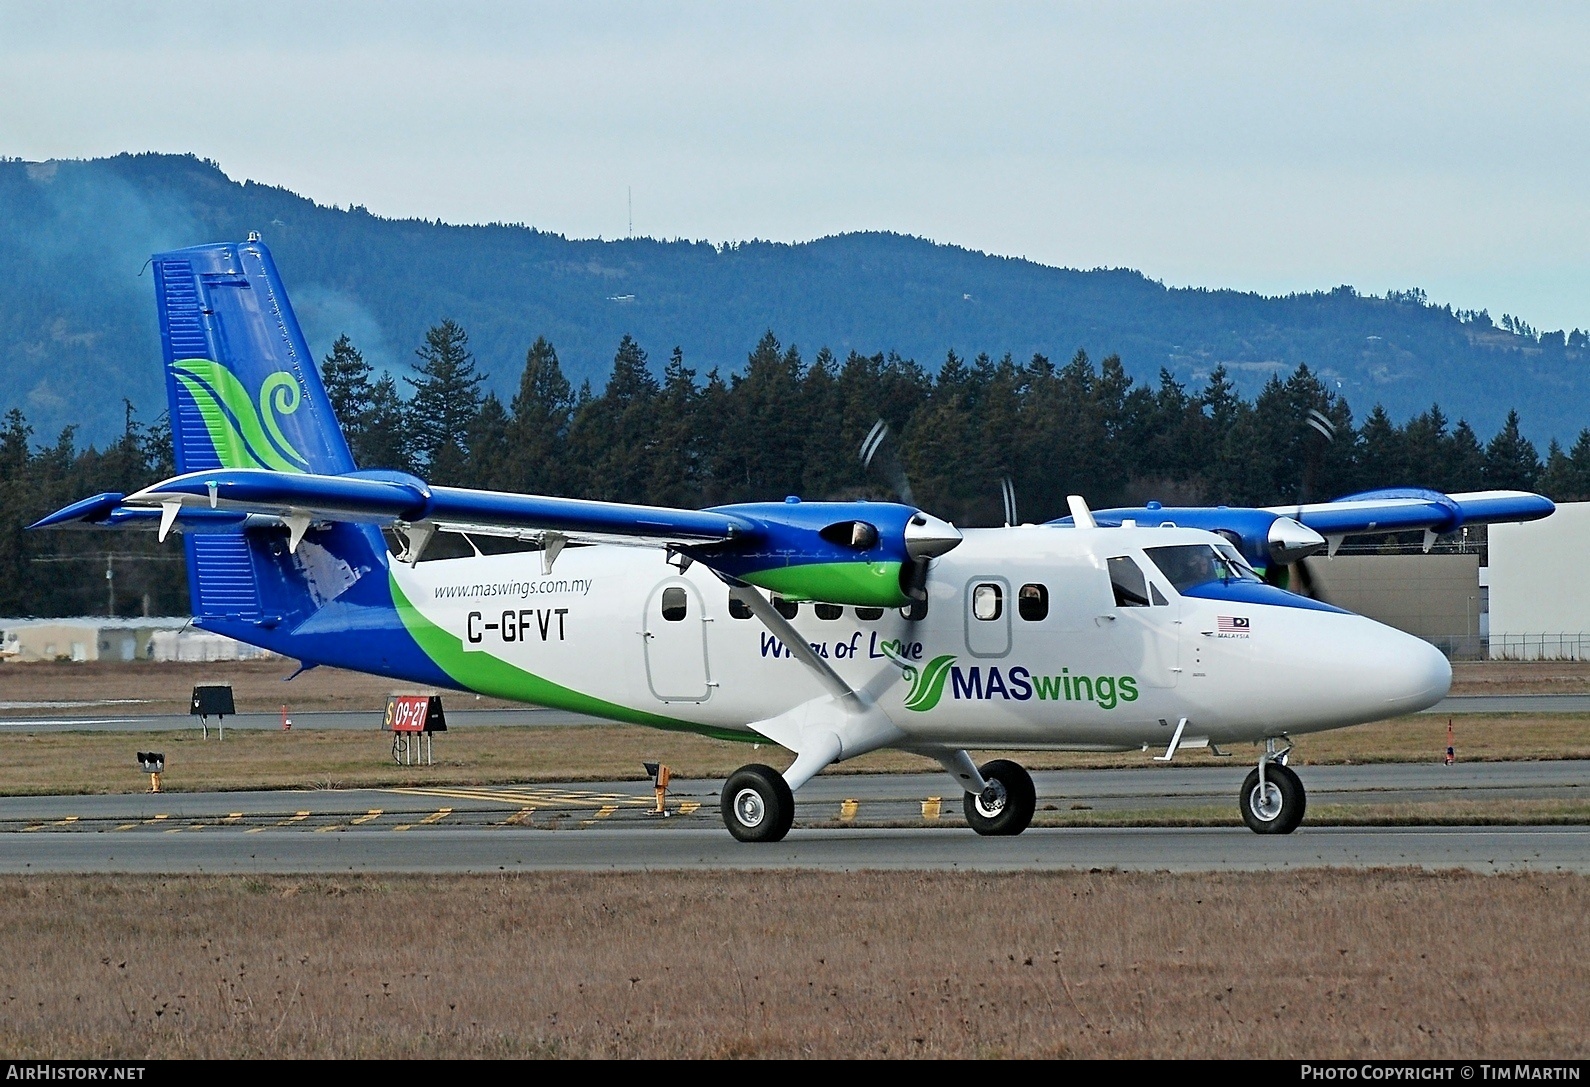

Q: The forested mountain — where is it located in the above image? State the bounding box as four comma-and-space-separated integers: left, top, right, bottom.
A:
2, 153, 1586, 450
8, 324, 1590, 618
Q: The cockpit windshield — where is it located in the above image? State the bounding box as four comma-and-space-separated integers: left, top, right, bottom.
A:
1144, 543, 1262, 593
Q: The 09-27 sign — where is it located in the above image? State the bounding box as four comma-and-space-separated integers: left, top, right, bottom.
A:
383, 694, 448, 733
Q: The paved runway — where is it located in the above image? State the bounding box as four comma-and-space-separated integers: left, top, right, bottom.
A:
1, 761, 1584, 873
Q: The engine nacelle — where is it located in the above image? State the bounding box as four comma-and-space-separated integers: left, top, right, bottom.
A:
693, 499, 961, 608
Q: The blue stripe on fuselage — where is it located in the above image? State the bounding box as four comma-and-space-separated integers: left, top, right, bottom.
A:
1179, 580, 1349, 613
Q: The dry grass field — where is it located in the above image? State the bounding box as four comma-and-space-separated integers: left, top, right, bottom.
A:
4, 713, 1589, 797
0, 658, 525, 715
0, 870, 1582, 1059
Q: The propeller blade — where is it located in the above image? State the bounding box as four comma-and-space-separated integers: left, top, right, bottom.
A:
858, 419, 914, 505
1292, 557, 1326, 603
1001, 476, 1018, 527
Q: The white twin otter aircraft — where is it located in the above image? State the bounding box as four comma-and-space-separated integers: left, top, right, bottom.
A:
35, 241, 1553, 843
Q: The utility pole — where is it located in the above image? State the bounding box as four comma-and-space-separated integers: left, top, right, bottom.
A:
628, 186, 633, 239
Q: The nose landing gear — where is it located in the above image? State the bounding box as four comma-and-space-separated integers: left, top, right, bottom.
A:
1240, 739, 1306, 834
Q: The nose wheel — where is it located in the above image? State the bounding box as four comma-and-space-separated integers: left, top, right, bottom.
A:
1240, 755, 1306, 834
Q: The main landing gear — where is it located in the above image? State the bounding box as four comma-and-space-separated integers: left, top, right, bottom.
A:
719, 756, 1041, 842
1240, 739, 1306, 834
963, 759, 1036, 836
721, 764, 796, 843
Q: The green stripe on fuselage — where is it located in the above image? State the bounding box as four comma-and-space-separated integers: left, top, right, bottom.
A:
743, 560, 907, 606
388, 573, 761, 743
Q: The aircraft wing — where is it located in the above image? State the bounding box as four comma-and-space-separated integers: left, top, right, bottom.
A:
1261, 488, 1555, 538
32, 468, 753, 547
31, 467, 963, 609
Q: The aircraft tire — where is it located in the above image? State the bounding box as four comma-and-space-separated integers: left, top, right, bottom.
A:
722, 764, 795, 843
964, 759, 1036, 836
1240, 763, 1306, 834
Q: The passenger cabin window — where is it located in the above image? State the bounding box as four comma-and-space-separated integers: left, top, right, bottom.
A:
661, 587, 689, 621
1018, 583, 1048, 621
814, 602, 843, 620
729, 598, 753, 619
773, 597, 799, 620
1150, 583, 1169, 607
972, 583, 1003, 621
856, 606, 884, 621
900, 598, 928, 622
1108, 556, 1151, 607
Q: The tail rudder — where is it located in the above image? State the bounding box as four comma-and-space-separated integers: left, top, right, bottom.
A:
153, 240, 389, 633
154, 239, 355, 475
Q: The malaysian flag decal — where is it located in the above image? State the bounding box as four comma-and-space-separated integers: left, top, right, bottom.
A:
1217, 616, 1250, 633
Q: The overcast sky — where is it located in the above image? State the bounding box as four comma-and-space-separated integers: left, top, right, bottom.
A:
3, 1, 1586, 332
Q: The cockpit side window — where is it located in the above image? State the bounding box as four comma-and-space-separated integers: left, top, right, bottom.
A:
1145, 543, 1262, 593
1150, 583, 1169, 607
1108, 556, 1151, 607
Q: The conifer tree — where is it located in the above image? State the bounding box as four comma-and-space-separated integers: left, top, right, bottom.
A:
358, 374, 413, 473
1483, 410, 1541, 490
407, 319, 483, 483
567, 335, 658, 502
320, 335, 374, 459
503, 336, 573, 495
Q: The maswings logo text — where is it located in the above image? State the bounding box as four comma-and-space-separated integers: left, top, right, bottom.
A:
904, 655, 1138, 712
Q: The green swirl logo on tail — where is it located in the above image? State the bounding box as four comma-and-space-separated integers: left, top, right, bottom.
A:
903, 654, 957, 712
173, 359, 309, 473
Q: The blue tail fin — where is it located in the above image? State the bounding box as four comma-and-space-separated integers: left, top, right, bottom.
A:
155, 240, 355, 475
153, 240, 388, 631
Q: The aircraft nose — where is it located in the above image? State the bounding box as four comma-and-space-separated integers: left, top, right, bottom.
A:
1363, 623, 1452, 716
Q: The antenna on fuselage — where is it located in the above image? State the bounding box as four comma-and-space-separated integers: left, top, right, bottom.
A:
1067, 495, 1097, 529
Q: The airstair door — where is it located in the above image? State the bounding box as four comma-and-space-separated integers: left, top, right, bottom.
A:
643, 580, 712, 702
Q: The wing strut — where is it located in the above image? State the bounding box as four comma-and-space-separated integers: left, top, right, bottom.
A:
728, 586, 863, 711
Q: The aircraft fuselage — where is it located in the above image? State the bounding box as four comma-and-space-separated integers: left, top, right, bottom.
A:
383, 523, 1451, 754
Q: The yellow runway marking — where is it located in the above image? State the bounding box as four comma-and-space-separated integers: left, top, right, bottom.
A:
394, 807, 452, 832
114, 823, 138, 832
580, 805, 620, 826
391, 786, 648, 810
351, 809, 383, 825
840, 799, 859, 822
922, 797, 943, 820
23, 816, 78, 833
246, 810, 312, 834
503, 808, 535, 826
677, 801, 701, 815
